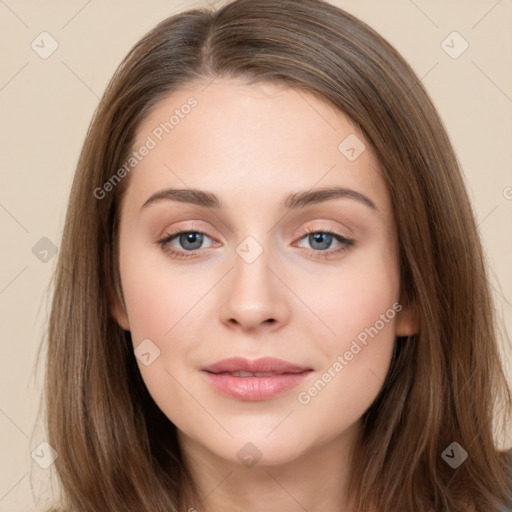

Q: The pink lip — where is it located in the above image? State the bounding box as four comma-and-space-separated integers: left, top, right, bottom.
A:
201, 357, 313, 401
202, 356, 311, 374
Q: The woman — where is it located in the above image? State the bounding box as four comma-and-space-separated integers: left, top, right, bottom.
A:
39, 0, 512, 510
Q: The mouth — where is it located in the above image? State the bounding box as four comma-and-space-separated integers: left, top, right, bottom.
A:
201, 357, 313, 401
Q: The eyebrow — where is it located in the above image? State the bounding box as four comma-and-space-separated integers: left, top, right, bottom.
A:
140, 186, 377, 212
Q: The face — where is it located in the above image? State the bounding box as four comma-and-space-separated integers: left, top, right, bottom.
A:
113, 78, 418, 468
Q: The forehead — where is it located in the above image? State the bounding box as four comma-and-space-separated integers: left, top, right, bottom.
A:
124, 78, 391, 217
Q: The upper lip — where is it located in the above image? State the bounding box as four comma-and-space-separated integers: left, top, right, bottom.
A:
201, 357, 312, 374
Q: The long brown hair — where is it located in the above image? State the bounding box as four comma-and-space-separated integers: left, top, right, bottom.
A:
36, 0, 512, 510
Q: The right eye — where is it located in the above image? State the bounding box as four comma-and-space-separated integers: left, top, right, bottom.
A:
157, 230, 219, 259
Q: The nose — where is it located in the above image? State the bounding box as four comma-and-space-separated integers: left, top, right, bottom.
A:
218, 242, 290, 332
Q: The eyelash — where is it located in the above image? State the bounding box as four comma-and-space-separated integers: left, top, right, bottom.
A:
156, 226, 355, 260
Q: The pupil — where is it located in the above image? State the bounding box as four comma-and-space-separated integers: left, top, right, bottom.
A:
311, 233, 331, 250
181, 232, 203, 250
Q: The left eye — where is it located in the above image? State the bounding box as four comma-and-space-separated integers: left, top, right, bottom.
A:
296, 230, 349, 251
293, 227, 355, 258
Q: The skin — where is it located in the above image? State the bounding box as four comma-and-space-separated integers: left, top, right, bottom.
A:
112, 78, 419, 512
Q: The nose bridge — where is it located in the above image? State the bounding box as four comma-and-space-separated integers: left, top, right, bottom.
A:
219, 232, 289, 330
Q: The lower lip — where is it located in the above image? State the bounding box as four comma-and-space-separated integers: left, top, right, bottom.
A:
202, 371, 312, 401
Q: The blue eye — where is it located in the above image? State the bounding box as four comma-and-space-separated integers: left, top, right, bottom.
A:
295, 227, 354, 258
157, 227, 354, 260
174, 232, 206, 251
157, 230, 215, 259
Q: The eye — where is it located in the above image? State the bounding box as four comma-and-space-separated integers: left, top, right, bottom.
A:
294, 226, 354, 259
157, 229, 218, 259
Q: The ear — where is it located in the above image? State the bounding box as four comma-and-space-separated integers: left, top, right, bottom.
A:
110, 291, 130, 331
395, 297, 420, 337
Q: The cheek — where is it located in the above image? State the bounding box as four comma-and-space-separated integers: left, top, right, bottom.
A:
119, 247, 206, 425
308, 233, 400, 350
122, 268, 173, 341
296, 237, 400, 406
119, 241, 214, 385
119, 237, 200, 342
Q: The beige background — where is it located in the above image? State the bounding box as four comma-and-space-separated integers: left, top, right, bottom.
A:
0, 0, 511, 510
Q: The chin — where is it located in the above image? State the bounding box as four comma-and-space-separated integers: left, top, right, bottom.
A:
210, 430, 310, 467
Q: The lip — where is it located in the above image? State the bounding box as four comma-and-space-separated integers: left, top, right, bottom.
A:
201, 356, 311, 374
201, 357, 313, 401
